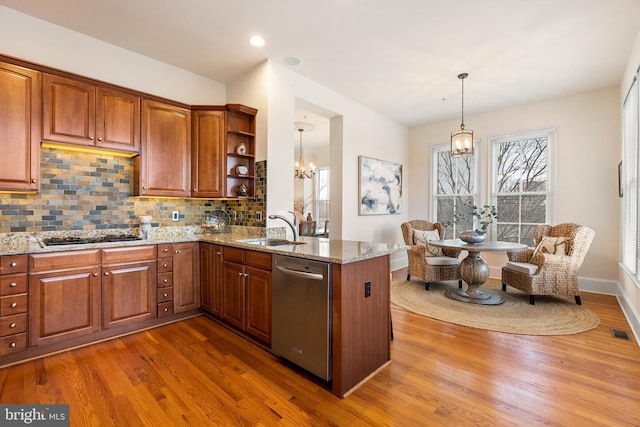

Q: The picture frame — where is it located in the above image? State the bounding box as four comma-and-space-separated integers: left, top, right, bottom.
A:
359, 155, 403, 215
619, 160, 623, 197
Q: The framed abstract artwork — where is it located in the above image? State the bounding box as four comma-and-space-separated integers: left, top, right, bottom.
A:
359, 156, 403, 215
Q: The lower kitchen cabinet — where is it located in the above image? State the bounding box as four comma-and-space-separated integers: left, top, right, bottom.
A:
173, 242, 200, 314
200, 243, 222, 316
0, 255, 29, 356
220, 247, 271, 345
102, 246, 157, 329
29, 250, 102, 347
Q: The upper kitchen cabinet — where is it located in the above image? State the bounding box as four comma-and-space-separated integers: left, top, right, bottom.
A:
225, 104, 257, 199
42, 74, 141, 154
191, 108, 225, 198
0, 61, 41, 193
134, 99, 191, 197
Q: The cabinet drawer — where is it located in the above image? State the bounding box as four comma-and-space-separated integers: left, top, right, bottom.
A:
157, 272, 173, 288
223, 247, 245, 264
102, 245, 157, 264
157, 302, 173, 317
0, 294, 28, 316
29, 250, 100, 272
1, 255, 28, 275
157, 244, 173, 258
157, 288, 173, 303
0, 333, 27, 356
246, 250, 272, 270
0, 313, 27, 337
157, 258, 173, 273
0, 274, 27, 295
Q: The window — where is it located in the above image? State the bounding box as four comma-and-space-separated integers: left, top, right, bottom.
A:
622, 71, 639, 281
315, 166, 330, 224
431, 144, 478, 238
490, 128, 555, 245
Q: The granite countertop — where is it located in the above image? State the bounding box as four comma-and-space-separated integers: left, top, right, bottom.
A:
0, 226, 406, 264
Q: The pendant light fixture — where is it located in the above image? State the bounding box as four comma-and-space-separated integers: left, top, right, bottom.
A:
451, 72, 474, 158
294, 126, 315, 180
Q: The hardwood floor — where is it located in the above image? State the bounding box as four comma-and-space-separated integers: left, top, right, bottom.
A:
1, 269, 639, 426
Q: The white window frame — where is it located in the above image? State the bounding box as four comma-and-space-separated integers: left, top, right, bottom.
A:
489, 127, 557, 245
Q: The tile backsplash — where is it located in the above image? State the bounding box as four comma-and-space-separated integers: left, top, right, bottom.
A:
0, 147, 267, 233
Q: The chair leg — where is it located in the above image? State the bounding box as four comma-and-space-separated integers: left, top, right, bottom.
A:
502, 283, 506, 291
575, 295, 582, 305
407, 274, 410, 281
529, 295, 535, 305
425, 282, 430, 291
458, 280, 463, 288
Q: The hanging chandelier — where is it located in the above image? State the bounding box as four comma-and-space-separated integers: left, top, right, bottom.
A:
294, 127, 315, 180
451, 72, 474, 158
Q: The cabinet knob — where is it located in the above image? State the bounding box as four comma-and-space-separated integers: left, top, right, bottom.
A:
163, 263, 168, 268
98, 137, 103, 141
104, 272, 110, 276
93, 273, 99, 277
10, 262, 17, 267
9, 323, 16, 328
163, 248, 169, 253
163, 278, 168, 283
163, 307, 169, 312
216, 252, 221, 255
193, 189, 197, 192
244, 273, 249, 277
143, 186, 147, 190
238, 272, 243, 276
32, 178, 37, 184
9, 282, 17, 287
175, 250, 180, 254
9, 342, 16, 348
163, 293, 168, 298
10, 302, 17, 308
89, 136, 94, 140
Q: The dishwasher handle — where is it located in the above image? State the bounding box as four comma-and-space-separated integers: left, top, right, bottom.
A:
275, 264, 325, 281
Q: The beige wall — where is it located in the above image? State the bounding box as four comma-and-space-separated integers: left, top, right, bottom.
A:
409, 86, 621, 282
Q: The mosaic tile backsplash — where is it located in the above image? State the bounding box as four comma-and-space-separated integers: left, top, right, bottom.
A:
0, 147, 267, 233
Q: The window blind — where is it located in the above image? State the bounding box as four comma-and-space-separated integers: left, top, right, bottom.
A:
622, 72, 639, 279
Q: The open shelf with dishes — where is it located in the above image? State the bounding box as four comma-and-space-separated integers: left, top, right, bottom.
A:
225, 104, 257, 198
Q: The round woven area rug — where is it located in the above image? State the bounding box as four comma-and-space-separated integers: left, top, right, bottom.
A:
391, 279, 600, 335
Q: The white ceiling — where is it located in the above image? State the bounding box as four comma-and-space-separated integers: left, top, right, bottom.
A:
2, 0, 639, 137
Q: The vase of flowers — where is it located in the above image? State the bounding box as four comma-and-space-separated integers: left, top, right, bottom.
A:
458, 204, 498, 244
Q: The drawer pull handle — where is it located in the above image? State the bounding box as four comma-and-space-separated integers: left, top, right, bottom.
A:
9, 342, 16, 348
163, 307, 169, 312
9, 282, 17, 287
10, 323, 16, 328
10, 262, 17, 267
163, 248, 169, 253
163, 293, 168, 297
163, 278, 168, 283
163, 264, 168, 268
10, 302, 17, 308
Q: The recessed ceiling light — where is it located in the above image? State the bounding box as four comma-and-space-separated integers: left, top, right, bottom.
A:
249, 36, 265, 47
283, 56, 302, 66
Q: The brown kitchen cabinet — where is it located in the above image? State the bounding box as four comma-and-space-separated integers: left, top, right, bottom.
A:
173, 242, 200, 314
200, 243, 222, 316
157, 243, 174, 317
0, 61, 41, 193
101, 245, 157, 329
42, 74, 141, 153
134, 99, 191, 197
28, 250, 102, 347
221, 247, 271, 345
225, 104, 257, 199
191, 108, 225, 198
0, 255, 29, 356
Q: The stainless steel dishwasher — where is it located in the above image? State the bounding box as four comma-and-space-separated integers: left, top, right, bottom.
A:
271, 255, 332, 381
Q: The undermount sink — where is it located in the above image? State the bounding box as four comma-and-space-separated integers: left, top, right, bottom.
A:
237, 238, 306, 247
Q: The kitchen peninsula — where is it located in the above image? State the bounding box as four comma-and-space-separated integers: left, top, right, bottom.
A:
0, 227, 405, 398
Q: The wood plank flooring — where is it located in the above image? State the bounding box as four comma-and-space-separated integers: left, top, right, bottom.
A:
1, 269, 639, 426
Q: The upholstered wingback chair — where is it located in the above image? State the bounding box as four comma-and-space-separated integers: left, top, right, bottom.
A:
401, 220, 462, 290
501, 223, 595, 305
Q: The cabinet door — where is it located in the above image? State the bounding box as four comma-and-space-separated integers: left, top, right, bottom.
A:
102, 260, 156, 329
245, 265, 271, 345
42, 74, 95, 146
0, 61, 40, 192
136, 99, 191, 197
192, 110, 225, 197
221, 260, 245, 330
96, 87, 140, 153
29, 266, 101, 347
173, 242, 200, 314
200, 243, 223, 316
